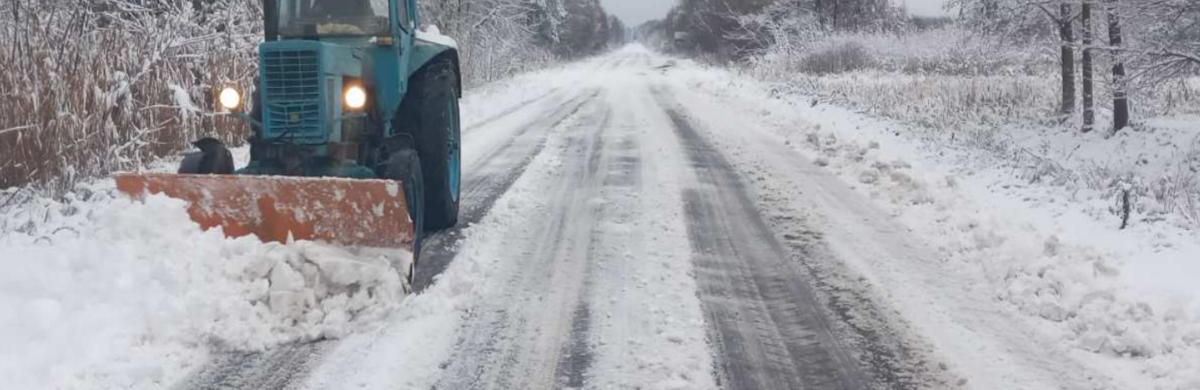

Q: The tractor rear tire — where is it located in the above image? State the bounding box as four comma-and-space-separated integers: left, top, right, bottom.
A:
385, 149, 425, 279
397, 60, 461, 231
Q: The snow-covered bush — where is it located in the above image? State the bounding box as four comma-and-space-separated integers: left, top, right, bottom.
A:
0, 0, 261, 196
752, 27, 1054, 77
797, 40, 877, 75
774, 73, 1059, 127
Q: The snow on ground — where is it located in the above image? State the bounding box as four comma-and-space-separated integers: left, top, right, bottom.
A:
0, 186, 405, 390
300, 51, 718, 389
0, 61, 604, 390
296, 104, 589, 390
658, 58, 1200, 389
581, 66, 717, 390
3, 44, 1195, 390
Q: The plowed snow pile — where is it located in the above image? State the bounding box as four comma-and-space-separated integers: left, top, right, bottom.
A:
0, 185, 407, 390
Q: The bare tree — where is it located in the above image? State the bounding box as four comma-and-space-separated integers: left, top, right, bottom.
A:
1081, 0, 1095, 132
1106, 0, 1129, 131
1036, 1, 1078, 117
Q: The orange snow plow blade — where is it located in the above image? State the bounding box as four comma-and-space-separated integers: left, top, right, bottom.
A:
115, 173, 414, 248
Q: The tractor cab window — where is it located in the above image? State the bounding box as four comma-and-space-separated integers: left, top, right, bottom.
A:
278, 0, 391, 37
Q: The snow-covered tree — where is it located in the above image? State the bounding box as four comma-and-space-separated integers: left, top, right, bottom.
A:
951, 0, 1199, 131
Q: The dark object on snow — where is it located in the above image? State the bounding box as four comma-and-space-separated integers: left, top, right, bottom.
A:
178, 138, 234, 175
1119, 187, 1132, 230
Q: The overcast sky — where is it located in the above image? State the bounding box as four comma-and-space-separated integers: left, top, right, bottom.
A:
600, 0, 950, 27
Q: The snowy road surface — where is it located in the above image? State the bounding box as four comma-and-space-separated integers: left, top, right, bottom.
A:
167, 47, 1123, 390
177, 48, 918, 390
6, 46, 1179, 390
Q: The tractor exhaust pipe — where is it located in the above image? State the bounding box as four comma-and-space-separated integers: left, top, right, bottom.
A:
263, 0, 278, 41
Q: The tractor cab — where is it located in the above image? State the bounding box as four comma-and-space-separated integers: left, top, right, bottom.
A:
275, 0, 397, 39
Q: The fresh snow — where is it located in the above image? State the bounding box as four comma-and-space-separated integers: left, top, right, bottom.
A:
301, 52, 718, 390
1, 45, 1196, 390
169, 84, 199, 116
0, 176, 406, 390
659, 57, 1200, 389
415, 25, 457, 49
0, 57, 627, 390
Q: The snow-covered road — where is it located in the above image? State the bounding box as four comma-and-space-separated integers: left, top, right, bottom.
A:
164, 47, 1068, 390
6, 46, 1188, 390
174, 48, 904, 390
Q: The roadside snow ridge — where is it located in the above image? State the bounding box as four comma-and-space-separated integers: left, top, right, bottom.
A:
0, 188, 408, 390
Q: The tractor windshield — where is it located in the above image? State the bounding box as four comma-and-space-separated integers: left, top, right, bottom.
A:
277, 0, 391, 37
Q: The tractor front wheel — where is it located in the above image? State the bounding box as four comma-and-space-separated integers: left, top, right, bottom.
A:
385, 149, 425, 282
397, 60, 461, 231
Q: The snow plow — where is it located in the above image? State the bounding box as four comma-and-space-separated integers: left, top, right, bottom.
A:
116, 0, 463, 280
114, 173, 415, 248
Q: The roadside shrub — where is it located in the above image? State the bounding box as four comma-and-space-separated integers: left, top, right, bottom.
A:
0, 0, 260, 196
762, 28, 1056, 77
783, 73, 1059, 125
799, 40, 877, 75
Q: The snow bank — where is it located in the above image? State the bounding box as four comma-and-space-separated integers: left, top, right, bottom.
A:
664, 60, 1200, 389
0, 184, 406, 390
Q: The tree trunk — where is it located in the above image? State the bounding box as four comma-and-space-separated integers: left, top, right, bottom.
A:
1106, 0, 1130, 132
815, 0, 824, 29
1058, 3, 1077, 117
832, 1, 840, 31
1082, 2, 1095, 132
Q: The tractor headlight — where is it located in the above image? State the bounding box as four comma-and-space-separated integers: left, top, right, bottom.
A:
218, 87, 242, 111
345, 85, 367, 110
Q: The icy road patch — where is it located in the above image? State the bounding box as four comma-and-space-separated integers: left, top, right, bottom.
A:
0, 187, 407, 390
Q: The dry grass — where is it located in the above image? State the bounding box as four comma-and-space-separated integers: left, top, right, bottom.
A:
786, 73, 1060, 125
0, 0, 260, 196
797, 41, 877, 75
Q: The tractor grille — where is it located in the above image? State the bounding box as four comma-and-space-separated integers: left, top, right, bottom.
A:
261, 49, 324, 141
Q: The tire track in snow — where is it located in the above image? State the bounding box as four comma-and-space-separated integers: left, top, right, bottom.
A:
654, 89, 871, 390
738, 152, 957, 390
552, 103, 658, 390
171, 342, 334, 390
654, 79, 962, 389
431, 100, 614, 390
552, 113, 613, 389
556, 288, 595, 389
463, 87, 564, 135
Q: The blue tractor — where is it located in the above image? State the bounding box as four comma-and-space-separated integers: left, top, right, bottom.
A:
116, 0, 462, 279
